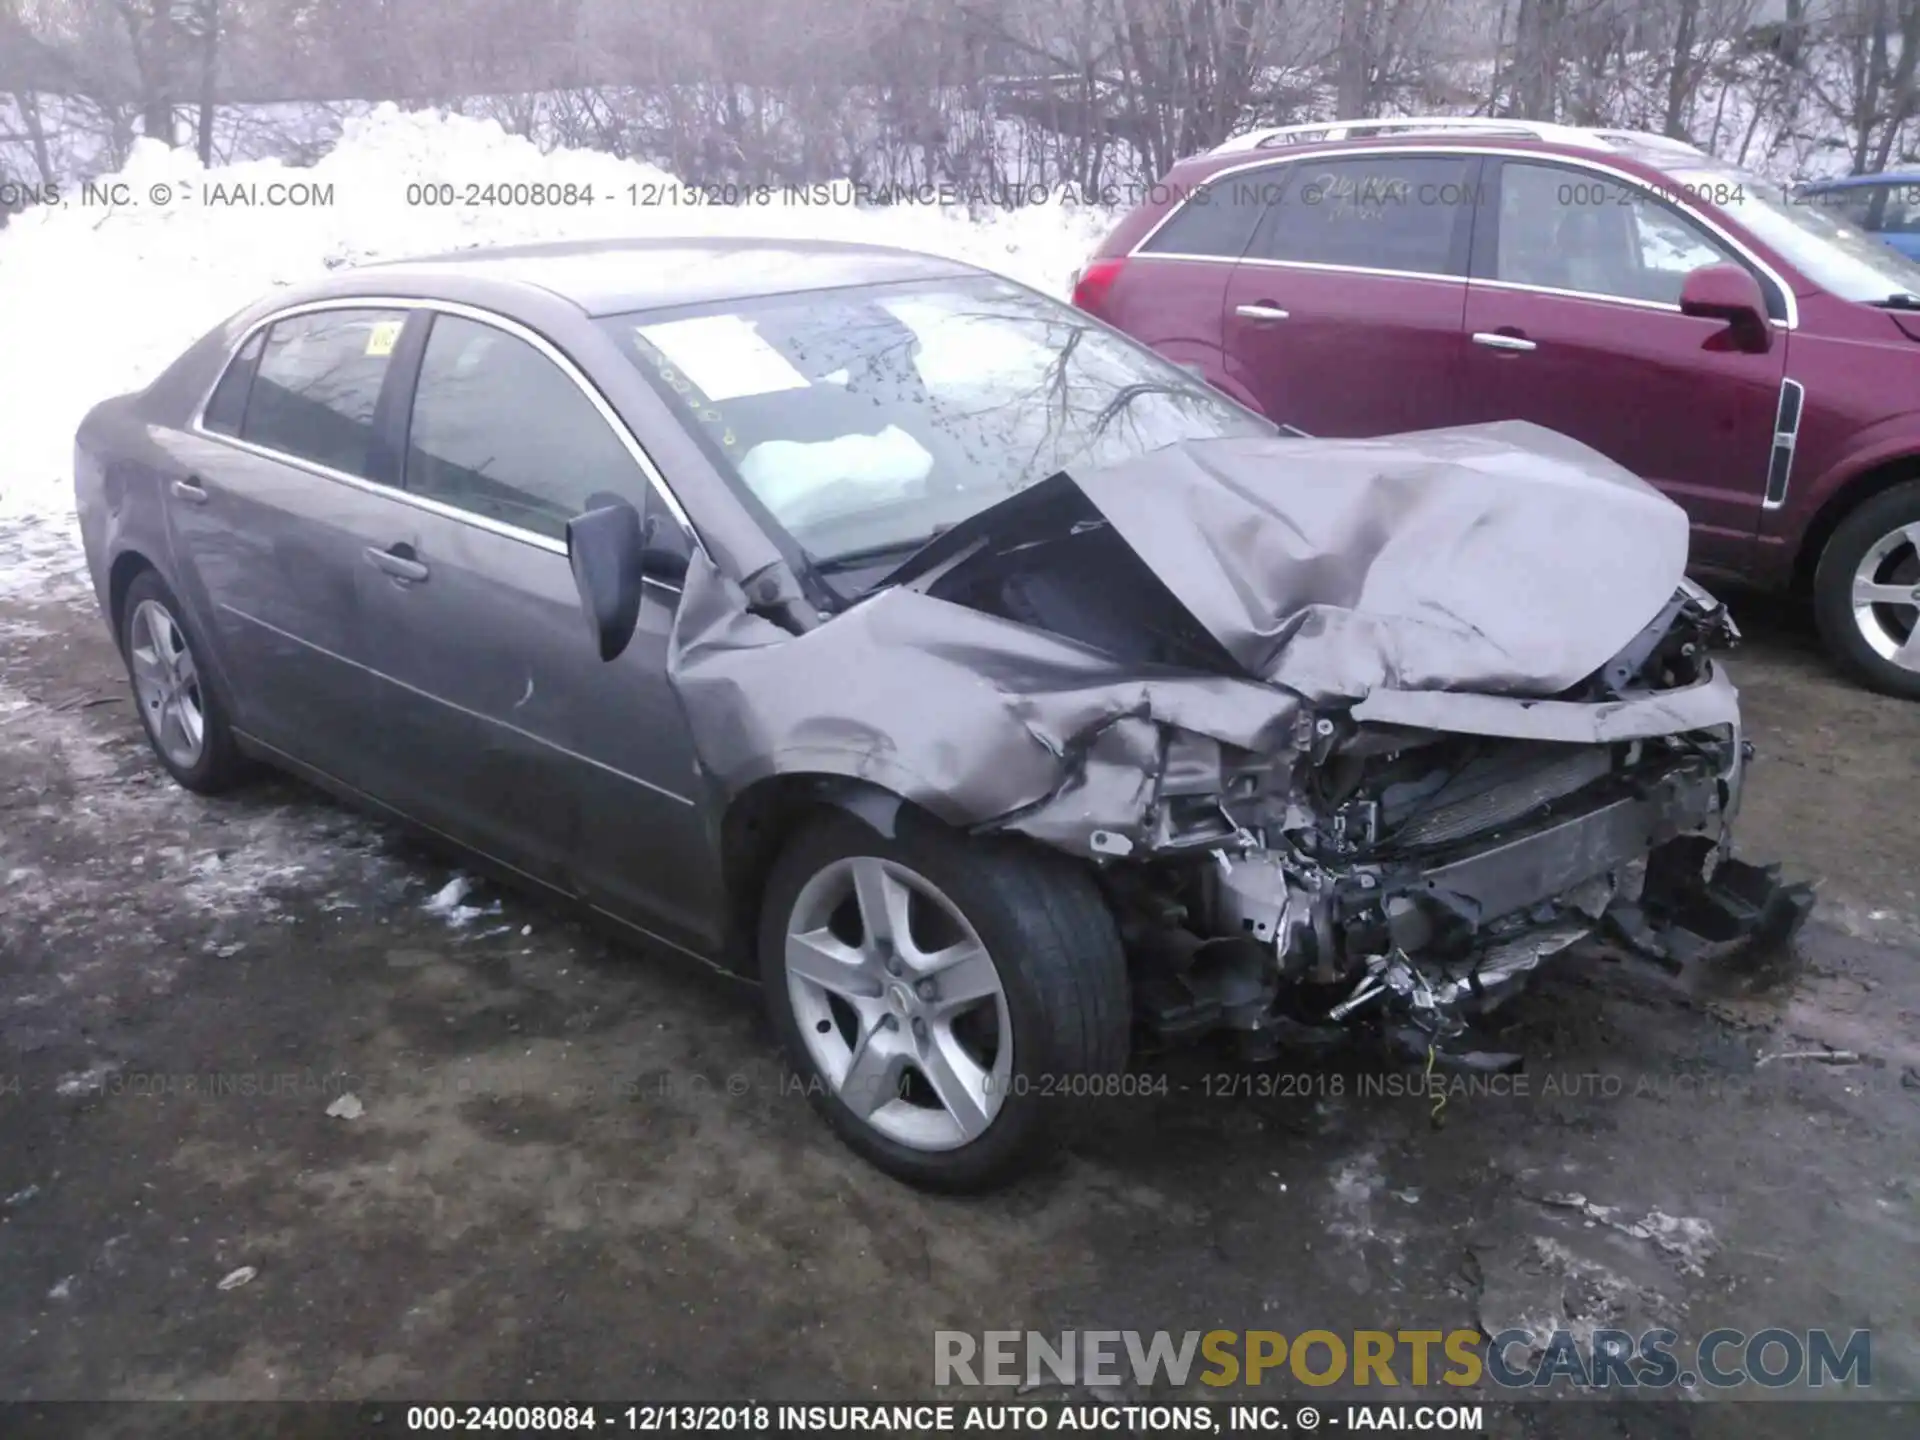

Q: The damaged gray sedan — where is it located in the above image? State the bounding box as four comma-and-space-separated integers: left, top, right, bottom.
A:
75, 238, 1811, 1190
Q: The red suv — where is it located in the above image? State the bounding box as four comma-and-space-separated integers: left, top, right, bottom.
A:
1074, 117, 1920, 699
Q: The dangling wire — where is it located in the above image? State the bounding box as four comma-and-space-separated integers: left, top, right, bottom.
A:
1425, 1043, 1446, 1128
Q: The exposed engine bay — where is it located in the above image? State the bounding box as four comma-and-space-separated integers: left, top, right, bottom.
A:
1107, 647, 1810, 1069
666, 424, 1817, 1067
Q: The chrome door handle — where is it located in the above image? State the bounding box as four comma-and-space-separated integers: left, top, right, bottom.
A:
365, 545, 429, 583
1235, 303, 1291, 322
1472, 331, 1537, 352
170, 478, 209, 504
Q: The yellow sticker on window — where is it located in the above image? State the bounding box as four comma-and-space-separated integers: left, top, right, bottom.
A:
364, 320, 402, 358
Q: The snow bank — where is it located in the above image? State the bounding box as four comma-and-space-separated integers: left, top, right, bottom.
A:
0, 104, 1115, 552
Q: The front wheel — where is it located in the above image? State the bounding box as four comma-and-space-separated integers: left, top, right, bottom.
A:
1813, 481, 1920, 700
759, 809, 1130, 1191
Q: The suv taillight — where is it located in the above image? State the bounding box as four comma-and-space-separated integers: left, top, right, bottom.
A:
1071, 257, 1127, 315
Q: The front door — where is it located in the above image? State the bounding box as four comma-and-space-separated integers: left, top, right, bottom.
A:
1220, 150, 1478, 435
1455, 158, 1787, 576
358, 309, 720, 948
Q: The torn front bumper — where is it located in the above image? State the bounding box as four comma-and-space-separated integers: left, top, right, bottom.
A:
1178, 708, 1810, 1065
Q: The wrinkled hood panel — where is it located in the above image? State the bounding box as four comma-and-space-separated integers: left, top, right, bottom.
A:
665, 421, 1719, 855
1065, 421, 1690, 702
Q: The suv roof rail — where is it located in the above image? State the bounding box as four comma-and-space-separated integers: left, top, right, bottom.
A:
1211, 116, 1619, 154
1586, 128, 1709, 158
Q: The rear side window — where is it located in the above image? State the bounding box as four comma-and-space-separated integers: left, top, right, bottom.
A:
241, 308, 407, 478
1247, 154, 1473, 276
202, 330, 265, 436
1141, 172, 1271, 258
403, 313, 649, 540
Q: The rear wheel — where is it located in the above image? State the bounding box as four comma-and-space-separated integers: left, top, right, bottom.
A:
119, 570, 248, 793
759, 809, 1129, 1191
1813, 482, 1920, 700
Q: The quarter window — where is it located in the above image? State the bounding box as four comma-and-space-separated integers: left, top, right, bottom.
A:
403, 313, 649, 540
1142, 172, 1272, 258
202, 330, 265, 436
240, 309, 407, 478
1495, 162, 1738, 305
1247, 154, 1473, 276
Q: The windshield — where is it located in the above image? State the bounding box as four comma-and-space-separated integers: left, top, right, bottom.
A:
602, 276, 1271, 566
1674, 166, 1920, 302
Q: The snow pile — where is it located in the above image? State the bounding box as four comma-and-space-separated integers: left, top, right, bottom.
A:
0, 104, 1116, 550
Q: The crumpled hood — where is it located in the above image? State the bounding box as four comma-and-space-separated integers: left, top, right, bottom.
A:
1068, 421, 1691, 703
663, 419, 1721, 857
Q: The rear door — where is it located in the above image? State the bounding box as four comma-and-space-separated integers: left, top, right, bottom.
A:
168, 305, 414, 785
1219, 150, 1478, 434
359, 308, 719, 947
1456, 158, 1786, 575
1096, 172, 1269, 401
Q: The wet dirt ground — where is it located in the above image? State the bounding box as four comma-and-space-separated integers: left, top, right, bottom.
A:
2, 553, 1917, 1439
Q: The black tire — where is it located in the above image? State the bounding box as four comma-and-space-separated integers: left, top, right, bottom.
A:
118, 569, 249, 793
758, 807, 1130, 1192
1813, 481, 1920, 700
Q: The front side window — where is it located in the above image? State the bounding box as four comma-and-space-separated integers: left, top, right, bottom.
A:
241, 309, 407, 477
600, 276, 1270, 566
1247, 154, 1473, 276
404, 314, 650, 540
1494, 162, 1736, 305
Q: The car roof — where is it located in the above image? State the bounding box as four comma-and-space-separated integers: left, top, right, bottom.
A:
361, 236, 982, 316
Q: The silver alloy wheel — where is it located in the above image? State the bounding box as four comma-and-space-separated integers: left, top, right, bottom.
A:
128, 598, 206, 768
1850, 520, 1920, 673
784, 855, 1012, 1152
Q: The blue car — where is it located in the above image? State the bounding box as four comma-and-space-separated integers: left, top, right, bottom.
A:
1797, 171, 1920, 259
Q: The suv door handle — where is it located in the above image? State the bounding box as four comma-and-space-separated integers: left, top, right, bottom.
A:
1235, 303, 1291, 322
1472, 331, 1537, 352
170, 477, 209, 504
365, 544, 429, 584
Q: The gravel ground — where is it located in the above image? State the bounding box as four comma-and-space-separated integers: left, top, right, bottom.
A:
2, 564, 1916, 1440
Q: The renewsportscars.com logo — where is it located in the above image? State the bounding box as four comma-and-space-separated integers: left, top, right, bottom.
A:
935, 1327, 1872, 1391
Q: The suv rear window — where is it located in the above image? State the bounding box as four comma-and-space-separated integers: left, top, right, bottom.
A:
1246, 154, 1473, 276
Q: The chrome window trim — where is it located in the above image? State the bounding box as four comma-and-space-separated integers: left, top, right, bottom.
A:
1150, 251, 1469, 287
187, 294, 700, 555
1127, 144, 1801, 329
1465, 277, 1685, 314
1137, 253, 1687, 313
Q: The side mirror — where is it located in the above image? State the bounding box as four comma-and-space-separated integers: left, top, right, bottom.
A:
567, 499, 645, 661
566, 499, 691, 663
1679, 262, 1772, 353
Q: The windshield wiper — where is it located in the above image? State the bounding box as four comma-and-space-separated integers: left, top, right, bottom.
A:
1871, 292, 1920, 309
812, 525, 953, 574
